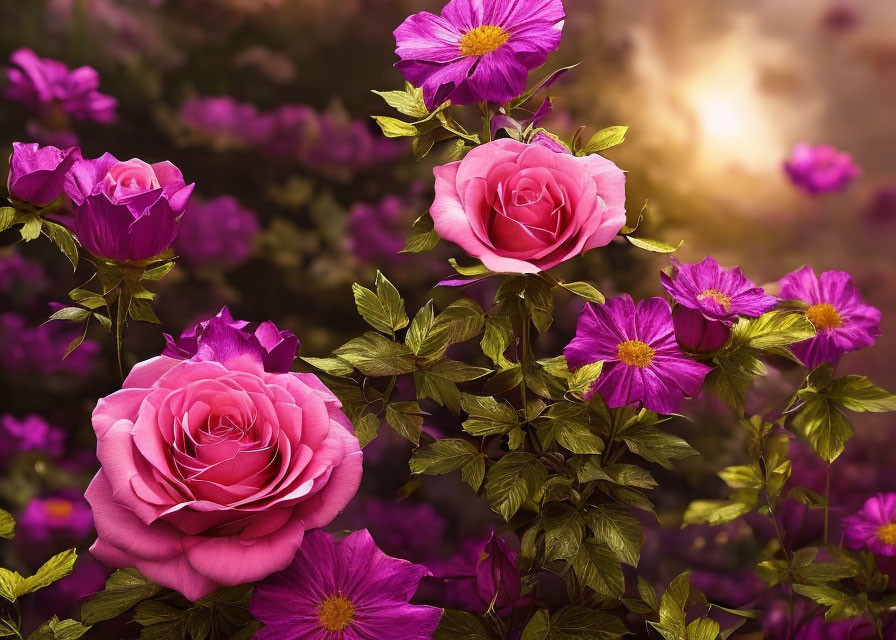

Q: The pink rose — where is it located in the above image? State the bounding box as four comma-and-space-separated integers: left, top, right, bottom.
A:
85, 345, 363, 600
430, 139, 626, 273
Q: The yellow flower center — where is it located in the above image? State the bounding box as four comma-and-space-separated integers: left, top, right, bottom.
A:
698, 288, 732, 312
459, 25, 510, 57
44, 499, 73, 519
617, 340, 655, 368
806, 303, 843, 330
317, 593, 355, 632
877, 523, 896, 546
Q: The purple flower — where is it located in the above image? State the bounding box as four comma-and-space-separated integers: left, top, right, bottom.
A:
250, 529, 442, 640
864, 186, 896, 227
784, 143, 860, 195
842, 493, 896, 556
793, 615, 878, 640
4, 48, 117, 124
179, 96, 265, 149
337, 499, 446, 564
18, 491, 94, 543
0, 312, 98, 378
348, 195, 409, 263
63, 153, 194, 261
0, 253, 46, 300
779, 266, 881, 368
163, 307, 299, 374
0, 414, 66, 461
475, 532, 524, 611
564, 295, 711, 414
661, 257, 777, 351
394, 0, 566, 110
253, 104, 316, 158
530, 130, 570, 154
7, 142, 81, 206
174, 195, 260, 269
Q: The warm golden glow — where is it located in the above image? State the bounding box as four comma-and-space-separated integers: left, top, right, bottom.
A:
459, 25, 510, 57
44, 499, 74, 519
317, 593, 355, 631
806, 303, 843, 330
617, 340, 655, 368
698, 288, 732, 312
877, 523, 896, 546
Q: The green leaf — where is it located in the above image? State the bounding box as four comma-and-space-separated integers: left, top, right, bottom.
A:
585, 505, 644, 566
657, 571, 690, 638
385, 401, 425, 444
571, 539, 625, 598
461, 394, 518, 436
402, 213, 440, 253
372, 115, 421, 138
550, 606, 629, 640
558, 281, 605, 304
354, 413, 381, 448
708, 350, 767, 415
683, 499, 756, 526
372, 85, 429, 118
0, 207, 16, 232
567, 361, 604, 397
460, 456, 486, 492
128, 297, 160, 323
718, 464, 763, 490
520, 609, 550, 640
687, 618, 721, 640
44, 222, 79, 270
449, 258, 491, 276
620, 426, 697, 469
434, 610, 491, 640
27, 617, 90, 640
755, 559, 790, 587
638, 577, 659, 611
409, 299, 486, 361
792, 583, 851, 606
792, 393, 853, 463
731, 311, 816, 351
824, 376, 896, 412
1, 549, 79, 601
352, 272, 408, 334
538, 403, 605, 455
47, 307, 90, 323
140, 261, 176, 281
20, 216, 42, 241
486, 453, 547, 521
334, 332, 416, 376
626, 236, 681, 253
301, 356, 354, 376
410, 439, 481, 475
0, 510, 14, 539
794, 560, 856, 584
583, 126, 628, 154
81, 568, 162, 625
542, 503, 585, 562
481, 316, 514, 369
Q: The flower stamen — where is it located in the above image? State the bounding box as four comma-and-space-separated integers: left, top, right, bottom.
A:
317, 593, 355, 632
698, 288, 732, 312
44, 498, 74, 519
806, 303, 843, 330
459, 25, 510, 57
617, 340, 655, 368
877, 523, 896, 546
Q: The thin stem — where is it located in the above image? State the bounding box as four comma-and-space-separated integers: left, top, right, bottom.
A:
518, 300, 531, 412
114, 287, 124, 380
823, 463, 832, 546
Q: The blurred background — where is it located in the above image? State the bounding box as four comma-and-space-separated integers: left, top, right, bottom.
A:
1, 0, 895, 636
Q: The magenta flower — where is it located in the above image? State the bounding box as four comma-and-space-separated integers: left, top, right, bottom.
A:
564, 295, 711, 414
0, 253, 46, 302
63, 153, 194, 261
19, 492, 94, 544
250, 529, 442, 640
843, 493, 896, 556
475, 532, 524, 611
4, 48, 117, 124
179, 96, 266, 149
7, 142, 81, 206
661, 257, 777, 351
337, 499, 445, 564
163, 307, 299, 374
0, 312, 98, 379
784, 143, 860, 195
174, 195, 260, 269
779, 266, 881, 368
0, 414, 66, 461
394, 0, 566, 110
348, 195, 409, 263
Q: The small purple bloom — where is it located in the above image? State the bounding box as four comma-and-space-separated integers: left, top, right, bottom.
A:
0, 414, 66, 461
671, 306, 731, 352
4, 48, 117, 124
864, 186, 896, 227
779, 266, 881, 368
63, 153, 194, 261
7, 142, 81, 206
394, 0, 566, 109
530, 130, 570, 154
843, 493, 896, 556
475, 532, 523, 611
174, 195, 260, 269
564, 295, 711, 414
348, 195, 409, 263
163, 307, 299, 374
0, 253, 46, 301
784, 142, 860, 195
18, 491, 94, 544
0, 312, 98, 379
180, 96, 266, 149
250, 529, 442, 640
337, 499, 446, 564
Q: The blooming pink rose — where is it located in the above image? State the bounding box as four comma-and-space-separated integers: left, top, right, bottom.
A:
85, 351, 363, 600
430, 139, 626, 273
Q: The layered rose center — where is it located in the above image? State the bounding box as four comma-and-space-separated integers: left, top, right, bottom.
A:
806, 302, 843, 330
697, 288, 732, 313
617, 340, 655, 368
318, 593, 355, 631
103, 158, 161, 203
459, 25, 510, 57
487, 167, 570, 253
877, 523, 896, 546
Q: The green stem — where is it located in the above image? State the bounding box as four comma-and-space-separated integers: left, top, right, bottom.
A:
381, 375, 398, 410
823, 463, 832, 546
115, 288, 125, 380
479, 102, 493, 143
